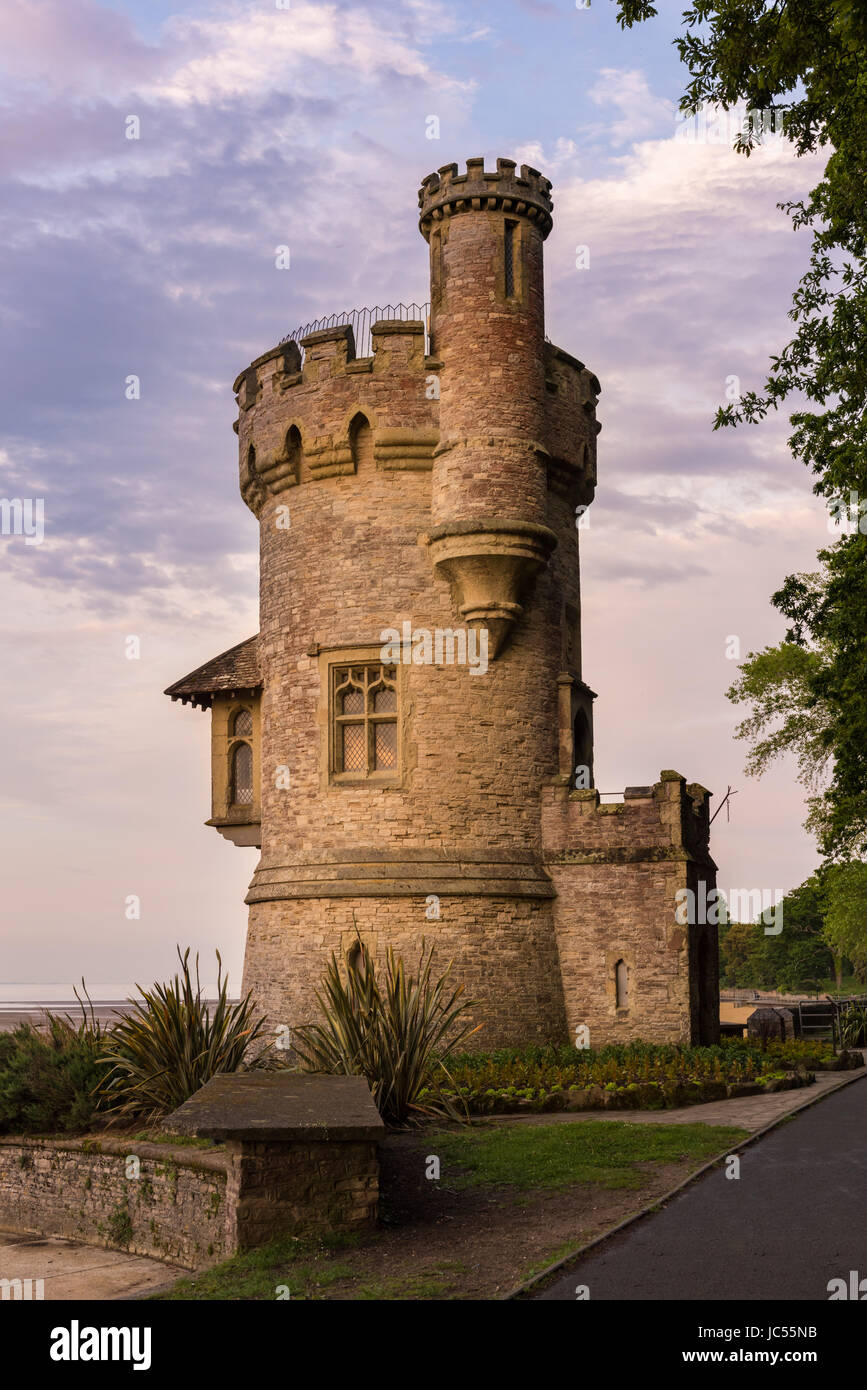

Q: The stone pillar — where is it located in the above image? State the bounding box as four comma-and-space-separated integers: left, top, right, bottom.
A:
165, 1073, 385, 1254
225, 1138, 379, 1252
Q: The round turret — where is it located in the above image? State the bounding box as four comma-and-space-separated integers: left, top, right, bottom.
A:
419, 157, 558, 656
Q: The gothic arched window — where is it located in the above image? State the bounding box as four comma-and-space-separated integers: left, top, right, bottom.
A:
229, 709, 254, 806
331, 662, 398, 780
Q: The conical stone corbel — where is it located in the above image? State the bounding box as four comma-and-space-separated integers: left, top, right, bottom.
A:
427, 519, 557, 658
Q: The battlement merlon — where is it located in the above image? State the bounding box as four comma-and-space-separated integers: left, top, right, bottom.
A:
418, 157, 554, 241
541, 771, 717, 869
231, 321, 440, 517
232, 321, 434, 406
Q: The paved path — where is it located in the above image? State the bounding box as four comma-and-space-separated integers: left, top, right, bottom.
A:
535, 1071, 867, 1300
0, 1232, 185, 1301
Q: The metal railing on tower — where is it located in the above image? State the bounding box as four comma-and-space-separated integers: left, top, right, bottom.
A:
281, 302, 431, 363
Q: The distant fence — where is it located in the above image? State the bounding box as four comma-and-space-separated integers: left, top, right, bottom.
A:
722, 993, 867, 1047
722, 990, 867, 1005
281, 302, 431, 363
722, 990, 826, 1004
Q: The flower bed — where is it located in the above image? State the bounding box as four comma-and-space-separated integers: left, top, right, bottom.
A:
424, 1040, 862, 1117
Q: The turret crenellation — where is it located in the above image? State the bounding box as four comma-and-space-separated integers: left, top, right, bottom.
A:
233, 317, 439, 518
418, 156, 554, 240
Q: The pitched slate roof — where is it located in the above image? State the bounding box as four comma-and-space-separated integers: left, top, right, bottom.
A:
164, 635, 261, 710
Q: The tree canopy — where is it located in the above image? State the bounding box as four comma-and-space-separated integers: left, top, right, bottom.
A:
615, 0, 867, 859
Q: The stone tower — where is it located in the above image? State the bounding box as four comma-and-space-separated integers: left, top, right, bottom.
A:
166, 157, 720, 1049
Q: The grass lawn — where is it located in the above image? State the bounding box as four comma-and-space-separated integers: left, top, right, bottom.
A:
152, 1118, 748, 1301
432, 1119, 748, 1191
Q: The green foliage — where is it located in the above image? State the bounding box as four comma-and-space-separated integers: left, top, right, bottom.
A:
107, 1203, 134, 1248
838, 1003, 867, 1048
97, 948, 266, 1121
822, 860, 867, 975
150, 1232, 359, 1302
426, 1039, 830, 1114
291, 938, 479, 1127
771, 558, 867, 859
726, 640, 832, 795
614, 0, 867, 858
718, 919, 764, 988
719, 872, 838, 990
433, 1120, 749, 1192
0, 1004, 107, 1135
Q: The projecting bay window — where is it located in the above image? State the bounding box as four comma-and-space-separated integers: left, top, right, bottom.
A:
206, 695, 262, 845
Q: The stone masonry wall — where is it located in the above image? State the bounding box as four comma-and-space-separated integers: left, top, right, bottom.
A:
226, 1138, 378, 1251
0, 1136, 227, 1269
543, 773, 719, 1046
243, 894, 568, 1050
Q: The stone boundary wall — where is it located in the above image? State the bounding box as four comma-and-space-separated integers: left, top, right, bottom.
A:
0, 1135, 228, 1270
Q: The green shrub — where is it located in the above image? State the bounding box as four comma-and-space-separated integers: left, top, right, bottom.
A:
0, 1007, 107, 1135
291, 937, 479, 1126
839, 1004, 867, 1048
97, 948, 266, 1121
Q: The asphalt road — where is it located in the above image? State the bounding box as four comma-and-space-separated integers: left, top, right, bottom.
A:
536, 1074, 867, 1301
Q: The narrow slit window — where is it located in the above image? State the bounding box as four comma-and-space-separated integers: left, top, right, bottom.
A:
615, 959, 630, 1009
504, 220, 516, 298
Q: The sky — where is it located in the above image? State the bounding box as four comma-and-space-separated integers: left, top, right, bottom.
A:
0, 0, 830, 997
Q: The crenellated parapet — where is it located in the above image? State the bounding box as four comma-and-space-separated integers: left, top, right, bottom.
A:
233, 320, 440, 518
233, 321, 601, 524
541, 770, 715, 868
543, 772, 719, 1047
419, 157, 554, 240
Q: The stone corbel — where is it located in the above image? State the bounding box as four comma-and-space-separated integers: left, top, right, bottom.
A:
427, 518, 557, 658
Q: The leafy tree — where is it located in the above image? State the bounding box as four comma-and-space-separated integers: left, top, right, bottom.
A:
822, 860, 867, 977
719, 872, 839, 991
725, 637, 832, 843
761, 873, 837, 991
615, 0, 867, 859
719, 918, 764, 987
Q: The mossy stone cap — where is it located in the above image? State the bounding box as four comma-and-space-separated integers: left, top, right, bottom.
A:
164, 1073, 385, 1142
